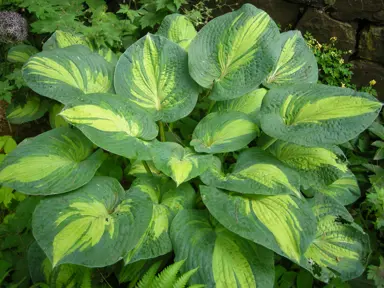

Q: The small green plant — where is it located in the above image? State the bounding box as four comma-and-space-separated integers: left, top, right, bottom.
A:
135, 259, 202, 288
0, 4, 383, 287
304, 32, 378, 97
368, 256, 384, 288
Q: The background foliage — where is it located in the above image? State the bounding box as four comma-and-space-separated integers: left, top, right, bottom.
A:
0, 1, 382, 287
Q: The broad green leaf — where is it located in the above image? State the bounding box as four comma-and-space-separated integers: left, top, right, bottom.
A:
23, 45, 115, 104
97, 47, 119, 65
7, 44, 39, 63
264, 31, 318, 88
260, 84, 382, 146
188, 4, 280, 101
0, 127, 105, 195
60, 93, 158, 160
28, 241, 92, 287
43, 30, 93, 51
212, 88, 267, 125
6, 95, 49, 124
157, 14, 197, 50
49, 103, 69, 128
200, 186, 317, 264
0, 186, 15, 208
127, 160, 161, 177
43, 30, 118, 65
191, 111, 259, 153
114, 33, 199, 122
268, 141, 348, 189
124, 176, 195, 264
0, 136, 17, 154
316, 172, 361, 205
32, 176, 153, 267
28, 241, 52, 284
301, 194, 370, 282
201, 147, 300, 196
151, 141, 212, 186
171, 209, 275, 288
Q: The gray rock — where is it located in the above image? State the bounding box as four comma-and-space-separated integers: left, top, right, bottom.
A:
233, 0, 302, 28
286, 0, 326, 7
330, 0, 384, 23
296, 8, 357, 51
358, 25, 384, 65
351, 60, 384, 101
0, 11, 28, 44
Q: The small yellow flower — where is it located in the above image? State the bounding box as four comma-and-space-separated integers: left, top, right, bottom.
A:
339, 59, 344, 64
330, 36, 337, 41
341, 83, 346, 88
370, 79, 377, 86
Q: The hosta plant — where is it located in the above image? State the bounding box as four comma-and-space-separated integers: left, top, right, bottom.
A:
0, 4, 383, 287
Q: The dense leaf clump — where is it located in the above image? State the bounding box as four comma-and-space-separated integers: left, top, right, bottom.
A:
0, 3, 383, 287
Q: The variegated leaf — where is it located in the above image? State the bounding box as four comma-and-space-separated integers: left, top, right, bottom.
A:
264, 31, 318, 87
0, 127, 105, 195
268, 141, 348, 189
260, 84, 382, 146
316, 172, 361, 205
23, 45, 114, 104
49, 103, 69, 128
60, 93, 158, 161
171, 209, 275, 287
124, 176, 195, 264
6, 95, 49, 124
32, 176, 153, 267
201, 147, 300, 196
43, 30, 118, 65
43, 30, 93, 51
188, 4, 280, 100
157, 14, 197, 50
200, 186, 317, 264
191, 111, 259, 154
301, 194, 370, 282
151, 141, 213, 186
28, 241, 92, 287
212, 88, 267, 125
114, 33, 199, 122
7, 44, 38, 63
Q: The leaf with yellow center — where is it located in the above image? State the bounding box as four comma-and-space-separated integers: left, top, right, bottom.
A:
151, 141, 213, 186
60, 93, 158, 161
0, 127, 105, 195
114, 33, 199, 122
23, 45, 114, 104
188, 4, 280, 100
268, 140, 348, 189
201, 147, 300, 197
260, 83, 382, 146
301, 194, 370, 282
200, 186, 317, 265
124, 175, 196, 264
32, 176, 153, 267
171, 209, 275, 287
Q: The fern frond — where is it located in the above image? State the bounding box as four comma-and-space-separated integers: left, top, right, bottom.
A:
136, 261, 162, 288
188, 285, 205, 288
152, 259, 186, 288
173, 267, 199, 288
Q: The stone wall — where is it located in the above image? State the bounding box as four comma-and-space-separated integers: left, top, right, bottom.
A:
225, 0, 384, 99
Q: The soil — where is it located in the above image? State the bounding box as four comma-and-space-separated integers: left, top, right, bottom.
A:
0, 100, 11, 136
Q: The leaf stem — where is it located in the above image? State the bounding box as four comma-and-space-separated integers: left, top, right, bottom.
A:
142, 161, 153, 176
207, 100, 216, 114
259, 135, 277, 150
158, 121, 166, 142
